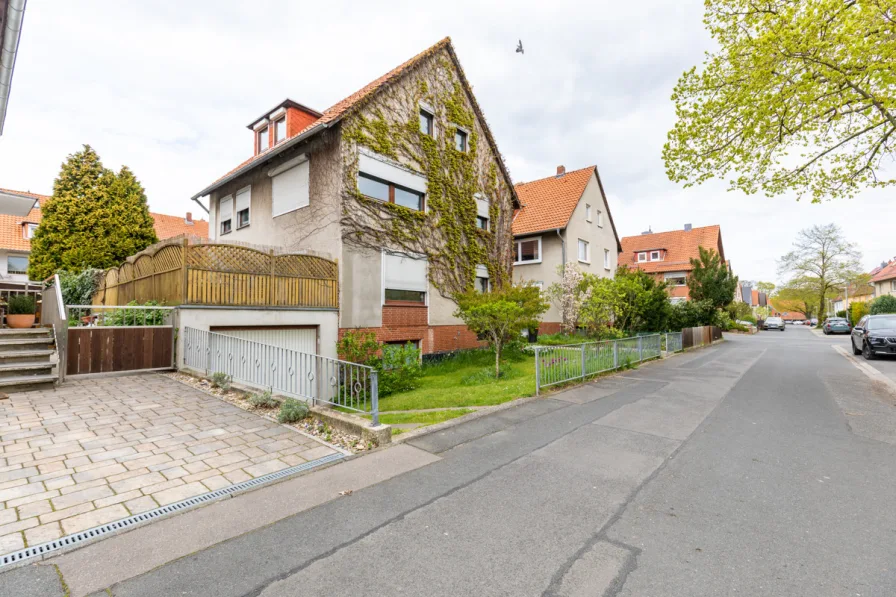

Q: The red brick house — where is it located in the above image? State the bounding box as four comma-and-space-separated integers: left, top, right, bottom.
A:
619, 224, 727, 302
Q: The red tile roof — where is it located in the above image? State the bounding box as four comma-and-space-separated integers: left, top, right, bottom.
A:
619, 225, 724, 274
0, 189, 208, 250
195, 37, 520, 210
872, 260, 896, 282
200, 38, 454, 194
512, 166, 622, 250
513, 167, 594, 235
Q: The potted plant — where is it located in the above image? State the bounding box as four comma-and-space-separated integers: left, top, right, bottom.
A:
7, 295, 37, 329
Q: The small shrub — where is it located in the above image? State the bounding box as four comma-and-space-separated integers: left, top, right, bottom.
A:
378, 342, 423, 396
210, 372, 231, 391
849, 301, 869, 325
337, 330, 379, 365
57, 268, 104, 306
278, 398, 309, 423
101, 300, 166, 326
7, 295, 36, 315
836, 309, 848, 318
869, 295, 896, 315
248, 390, 278, 408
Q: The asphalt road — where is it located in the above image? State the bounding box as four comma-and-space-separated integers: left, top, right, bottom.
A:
4, 327, 896, 596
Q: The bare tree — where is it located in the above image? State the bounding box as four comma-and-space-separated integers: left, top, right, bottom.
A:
778, 224, 862, 322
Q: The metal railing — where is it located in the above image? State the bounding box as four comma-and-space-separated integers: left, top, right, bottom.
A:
40, 274, 68, 382
664, 332, 683, 353
67, 305, 175, 327
183, 327, 379, 426
534, 334, 662, 395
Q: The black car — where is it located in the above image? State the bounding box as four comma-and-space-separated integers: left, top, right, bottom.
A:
851, 314, 896, 360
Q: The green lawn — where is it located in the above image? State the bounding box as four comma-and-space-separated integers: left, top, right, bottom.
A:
374, 350, 536, 412
363, 409, 475, 425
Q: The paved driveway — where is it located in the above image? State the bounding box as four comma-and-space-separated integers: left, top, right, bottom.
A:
0, 374, 335, 555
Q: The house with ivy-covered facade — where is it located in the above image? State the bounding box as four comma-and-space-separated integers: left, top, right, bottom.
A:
192, 38, 519, 356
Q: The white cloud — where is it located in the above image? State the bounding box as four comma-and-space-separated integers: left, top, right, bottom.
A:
0, 0, 890, 282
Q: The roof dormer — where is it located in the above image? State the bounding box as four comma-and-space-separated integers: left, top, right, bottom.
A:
247, 99, 322, 156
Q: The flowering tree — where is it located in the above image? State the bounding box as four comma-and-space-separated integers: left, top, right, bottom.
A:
546, 263, 592, 334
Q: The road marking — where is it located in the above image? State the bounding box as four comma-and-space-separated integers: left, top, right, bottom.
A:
832, 344, 896, 395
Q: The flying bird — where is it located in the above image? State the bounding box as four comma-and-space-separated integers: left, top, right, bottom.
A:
516, 40, 524, 55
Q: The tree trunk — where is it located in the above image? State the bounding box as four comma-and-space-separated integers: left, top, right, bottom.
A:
494, 339, 502, 379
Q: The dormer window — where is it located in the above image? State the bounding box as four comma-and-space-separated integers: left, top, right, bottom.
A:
23, 223, 37, 239
650, 251, 661, 261
258, 126, 269, 152
274, 117, 286, 144
637, 252, 647, 262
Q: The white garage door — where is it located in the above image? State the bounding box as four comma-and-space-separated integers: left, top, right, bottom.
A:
211, 327, 318, 355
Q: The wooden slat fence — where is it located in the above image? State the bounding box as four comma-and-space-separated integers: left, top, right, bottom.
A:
66, 327, 174, 375
92, 241, 338, 308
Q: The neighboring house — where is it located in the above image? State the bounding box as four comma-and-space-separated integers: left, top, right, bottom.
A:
871, 259, 896, 299
832, 280, 875, 313
192, 38, 517, 356
619, 224, 727, 303
739, 282, 753, 306
511, 165, 621, 333
769, 299, 808, 322
0, 188, 208, 282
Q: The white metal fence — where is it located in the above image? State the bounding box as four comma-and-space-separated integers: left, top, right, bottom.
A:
664, 332, 683, 353
183, 327, 379, 425
534, 334, 667, 395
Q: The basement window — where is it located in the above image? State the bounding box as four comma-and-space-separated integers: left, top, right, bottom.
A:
384, 252, 427, 304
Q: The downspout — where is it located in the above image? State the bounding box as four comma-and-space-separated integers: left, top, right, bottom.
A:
556, 228, 565, 268
0, 0, 27, 136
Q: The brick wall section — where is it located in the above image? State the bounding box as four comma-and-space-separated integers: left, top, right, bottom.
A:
538, 322, 562, 335
287, 107, 321, 138
339, 305, 483, 355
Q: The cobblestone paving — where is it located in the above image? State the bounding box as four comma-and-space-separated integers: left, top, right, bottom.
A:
0, 374, 335, 554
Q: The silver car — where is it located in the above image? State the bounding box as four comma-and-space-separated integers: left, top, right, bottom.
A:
763, 316, 785, 331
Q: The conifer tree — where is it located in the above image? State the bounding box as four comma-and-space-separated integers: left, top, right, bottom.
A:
28, 145, 158, 280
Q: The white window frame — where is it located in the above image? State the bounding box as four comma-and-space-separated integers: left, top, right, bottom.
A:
24, 223, 37, 239
597, 210, 603, 227
578, 239, 590, 264
664, 272, 687, 286
604, 249, 610, 270
514, 236, 542, 265
219, 194, 233, 235
235, 186, 251, 229
585, 204, 592, 222
650, 250, 661, 261
269, 155, 310, 217
382, 251, 428, 305
273, 117, 287, 145
637, 252, 647, 262
453, 125, 470, 153
6, 254, 28, 275
474, 264, 489, 293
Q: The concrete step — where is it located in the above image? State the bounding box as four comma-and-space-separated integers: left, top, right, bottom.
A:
0, 373, 57, 393
0, 327, 54, 337
0, 338, 55, 350
0, 349, 55, 364
0, 362, 54, 379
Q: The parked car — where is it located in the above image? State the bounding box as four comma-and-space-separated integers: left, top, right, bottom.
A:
823, 317, 851, 335
851, 314, 896, 360
763, 316, 785, 331
790, 320, 802, 326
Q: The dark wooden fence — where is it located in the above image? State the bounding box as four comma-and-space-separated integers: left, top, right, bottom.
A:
681, 325, 722, 349
66, 327, 174, 376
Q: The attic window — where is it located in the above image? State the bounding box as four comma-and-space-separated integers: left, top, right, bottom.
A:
637, 252, 647, 262
419, 109, 434, 136
650, 251, 661, 261
258, 126, 269, 152
274, 117, 286, 144
24, 223, 37, 239
454, 128, 468, 152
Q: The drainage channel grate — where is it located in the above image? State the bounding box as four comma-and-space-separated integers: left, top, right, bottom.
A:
0, 452, 344, 569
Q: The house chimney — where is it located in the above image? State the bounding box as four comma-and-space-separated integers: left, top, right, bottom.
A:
185, 212, 193, 224
684, 223, 692, 231
556, 165, 566, 177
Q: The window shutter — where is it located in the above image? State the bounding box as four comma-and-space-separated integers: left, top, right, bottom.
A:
219, 196, 232, 220
384, 253, 427, 292
272, 161, 310, 217
476, 197, 489, 219
235, 188, 250, 213
475, 264, 489, 279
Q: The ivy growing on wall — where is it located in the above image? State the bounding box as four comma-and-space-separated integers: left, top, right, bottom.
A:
339, 50, 514, 301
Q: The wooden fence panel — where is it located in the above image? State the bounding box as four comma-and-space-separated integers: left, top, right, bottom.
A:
66, 327, 173, 375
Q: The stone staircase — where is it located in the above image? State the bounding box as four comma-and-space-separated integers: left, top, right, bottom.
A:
0, 327, 58, 394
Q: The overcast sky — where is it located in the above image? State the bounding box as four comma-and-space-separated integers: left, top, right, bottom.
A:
1, 0, 892, 284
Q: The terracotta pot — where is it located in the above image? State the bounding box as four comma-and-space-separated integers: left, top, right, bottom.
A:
6, 314, 35, 329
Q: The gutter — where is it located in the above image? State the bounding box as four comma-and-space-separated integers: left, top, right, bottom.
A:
0, 0, 27, 136
556, 228, 565, 268
190, 121, 330, 201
